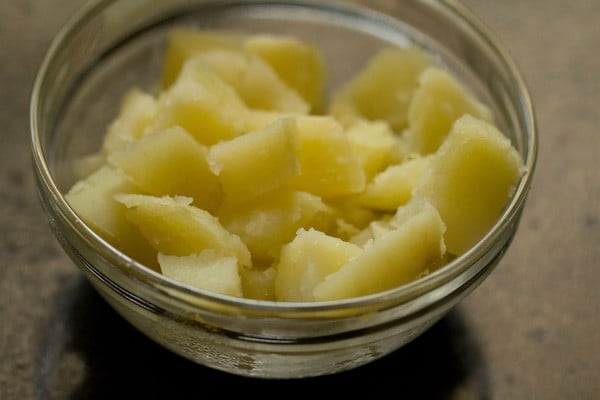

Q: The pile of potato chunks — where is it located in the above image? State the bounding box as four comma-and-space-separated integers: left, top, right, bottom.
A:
66, 29, 524, 302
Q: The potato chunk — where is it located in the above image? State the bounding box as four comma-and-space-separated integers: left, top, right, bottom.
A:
240, 266, 277, 301
107, 126, 222, 212
161, 29, 246, 88
152, 58, 250, 146
191, 50, 309, 113
275, 228, 362, 302
158, 251, 242, 297
208, 117, 299, 203
345, 120, 398, 181
245, 34, 326, 112
355, 155, 432, 211
102, 88, 158, 154
116, 194, 251, 266
313, 201, 445, 301
64, 166, 157, 269
405, 67, 493, 154
329, 47, 432, 130
292, 116, 366, 198
217, 189, 334, 263
64, 29, 524, 302
415, 115, 524, 255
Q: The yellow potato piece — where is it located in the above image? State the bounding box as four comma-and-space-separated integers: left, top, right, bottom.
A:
415, 115, 524, 255
102, 88, 158, 154
191, 50, 309, 113
326, 198, 379, 240
161, 29, 246, 88
152, 58, 250, 146
64, 166, 158, 269
348, 219, 395, 248
107, 126, 223, 212
406, 67, 493, 154
355, 155, 432, 211
71, 152, 105, 180
345, 120, 398, 181
329, 47, 432, 130
275, 228, 362, 302
208, 117, 299, 203
115, 194, 251, 266
240, 266, 277, 301
65, 29, 523, 301
217, 189, 334, 264
158, 251, 243, 297
245, 34, 326, 112
313, 201, 446, 301
292, 116, 366, 198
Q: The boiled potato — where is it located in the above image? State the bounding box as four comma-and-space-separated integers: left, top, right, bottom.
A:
64, 29, 524, 301
245, 33, 326, 112
240, 266, 277, 301
329, 47, 432, 130
107, 126, 223, 212
216, 189, 334, 264
348, 219, 395, 248
152, 58, 250, 146
313, 200, 446, 301
405, 67, 493, 154
275, 228, 362, 302
161, 29, 246, 88
208, 117, 299, 203
115, 194, 251, 266
355, 155, 432, 211
191, 50, 309, 113
415, 115, 524, 255
326, 198, 379, 240
102, 88, 158, 154
159, 251, 242, 297
292, 116, 366, 198
64, 166, 158, 269
345, 120, 398, 181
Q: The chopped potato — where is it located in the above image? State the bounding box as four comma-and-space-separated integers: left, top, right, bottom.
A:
329, 47, 432, 130
64, 166, 158, 269
240, 266, 277, 301
191, 50, 309, 113
64, 29, 524, 301
275, 228, 362, 302
345, 120, 398, 181
161, 29, 246, 88
355, 155, 432, 211
102, 88, 158, 154
415, 115, 524, 254
159, 251, 243, 297
313, 201, 446, 301
292, 116, 366, 198
152, 58, 250, 146
245, 34, 326, 112
216, 189, 334, 264
116, 194, 251, 266
107, 126, 223, 212
208, 117, 299, 203
405, 67, 493, 154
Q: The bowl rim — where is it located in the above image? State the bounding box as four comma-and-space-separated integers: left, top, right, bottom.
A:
30, 0, 538, 315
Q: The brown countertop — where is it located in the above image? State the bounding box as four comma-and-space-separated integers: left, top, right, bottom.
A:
1, 1, 598, 398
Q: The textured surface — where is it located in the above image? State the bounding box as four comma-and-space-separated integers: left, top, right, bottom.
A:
1, 0, 598, 398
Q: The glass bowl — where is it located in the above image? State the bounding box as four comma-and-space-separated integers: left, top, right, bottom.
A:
30, 0, 537, 378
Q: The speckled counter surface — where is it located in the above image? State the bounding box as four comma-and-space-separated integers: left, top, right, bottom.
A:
1, 1, 598, 398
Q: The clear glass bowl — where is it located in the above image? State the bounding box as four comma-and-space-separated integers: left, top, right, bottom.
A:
30, 0, 537, 378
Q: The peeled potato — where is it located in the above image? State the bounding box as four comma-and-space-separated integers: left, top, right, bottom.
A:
64, 29, 524, 301
415, 115, 524, 255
